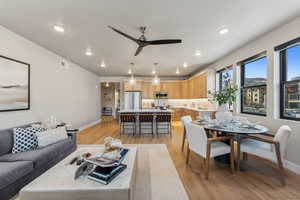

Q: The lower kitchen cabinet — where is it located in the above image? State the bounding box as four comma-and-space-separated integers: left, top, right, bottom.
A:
171, 108, 198, 121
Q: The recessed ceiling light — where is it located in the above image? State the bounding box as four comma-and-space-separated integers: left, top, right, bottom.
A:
195, 51, 201, 56
219, 27, 229, 35
176, 68, 180, 74
183, 62, 188, 68
100, 61, 106, 68
54, 25, 64, 33
85, 49, 93, 56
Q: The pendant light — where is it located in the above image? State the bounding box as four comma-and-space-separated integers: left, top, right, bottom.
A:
129, 75, 136, 85
152, 63, 160, 85
128, 62, 134, 74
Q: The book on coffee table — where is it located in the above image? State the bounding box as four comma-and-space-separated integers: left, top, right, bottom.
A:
88, 164, 127, 185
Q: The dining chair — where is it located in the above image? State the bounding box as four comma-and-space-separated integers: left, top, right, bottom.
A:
185, 123, 234, 179
181, 116, 192, 152
237, 125, 292, 186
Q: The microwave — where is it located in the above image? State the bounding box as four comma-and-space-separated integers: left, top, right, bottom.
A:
154, 91, 168, 99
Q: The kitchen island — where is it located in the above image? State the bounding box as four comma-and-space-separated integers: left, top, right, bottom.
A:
119, 109, 173, 113
118, 109, 173, 135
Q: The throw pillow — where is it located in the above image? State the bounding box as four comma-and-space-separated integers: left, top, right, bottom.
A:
12, 127, 45, 154
36, 127, 68, 147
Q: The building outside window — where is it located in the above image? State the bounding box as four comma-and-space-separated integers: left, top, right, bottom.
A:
276, 37, 300, 121
240, 53, 267, 116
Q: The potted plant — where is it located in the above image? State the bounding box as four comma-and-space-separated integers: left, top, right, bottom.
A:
209, 86, 238, 121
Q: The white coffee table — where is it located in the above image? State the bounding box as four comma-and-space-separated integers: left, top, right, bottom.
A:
19, 145, 137, 200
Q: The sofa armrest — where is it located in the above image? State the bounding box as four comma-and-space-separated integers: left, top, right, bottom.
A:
66, 129, 78, 144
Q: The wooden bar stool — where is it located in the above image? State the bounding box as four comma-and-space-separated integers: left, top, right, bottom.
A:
139, 112, 154, 136
120, 113, 136, 136
156, 113, 172, 136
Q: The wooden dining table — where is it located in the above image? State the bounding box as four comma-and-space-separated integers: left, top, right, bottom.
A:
192, 120, 269, 164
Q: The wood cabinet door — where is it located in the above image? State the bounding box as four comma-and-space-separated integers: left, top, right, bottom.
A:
181, 80, 188, 99
166, 81, 181, 99
199, 74, 207, 98
193, 76, 202, 99
188, 79, 194, 99
141, 81, 150, 99
124, 81, 134, 91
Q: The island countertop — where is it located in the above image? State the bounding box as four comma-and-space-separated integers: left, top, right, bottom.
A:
119, 109, 173, 113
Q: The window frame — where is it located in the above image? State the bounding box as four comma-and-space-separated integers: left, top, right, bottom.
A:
239, 52, 267, 116
278, 42, 300, 121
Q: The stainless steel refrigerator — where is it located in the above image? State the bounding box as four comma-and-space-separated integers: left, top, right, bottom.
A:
124, 91, 142, 110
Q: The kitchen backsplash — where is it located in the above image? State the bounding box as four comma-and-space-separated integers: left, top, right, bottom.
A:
142, 99, 216, 109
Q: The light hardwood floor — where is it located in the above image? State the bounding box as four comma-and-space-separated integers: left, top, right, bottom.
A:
78, 117, 300, 200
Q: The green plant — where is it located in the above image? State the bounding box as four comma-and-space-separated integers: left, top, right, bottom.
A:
209, 86, 238, 106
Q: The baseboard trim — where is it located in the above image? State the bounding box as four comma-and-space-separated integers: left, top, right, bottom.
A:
284, 159, 300, 175
79, 119, 101, 131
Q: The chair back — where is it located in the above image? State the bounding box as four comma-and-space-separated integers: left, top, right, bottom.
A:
181, 116, 192, 127
274, 125, 292, 156
139, 113, 154, 123
156, 113, 171, 123
185, 123, 207, 157
120, 113, 136, 123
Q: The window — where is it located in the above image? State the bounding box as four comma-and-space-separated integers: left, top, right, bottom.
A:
217, 67, 234, 91
276, 37, 300, 121
240, 53, 267, 116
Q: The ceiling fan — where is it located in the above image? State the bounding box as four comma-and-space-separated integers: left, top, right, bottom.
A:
108, 26, 182, 56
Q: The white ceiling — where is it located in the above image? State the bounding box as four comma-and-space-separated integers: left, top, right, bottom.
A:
0, 0, 300, 77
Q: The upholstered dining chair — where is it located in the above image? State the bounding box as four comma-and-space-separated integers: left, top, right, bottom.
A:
185, 123, 234, 179
181, 116, 192, 152
237, 125, 292, 186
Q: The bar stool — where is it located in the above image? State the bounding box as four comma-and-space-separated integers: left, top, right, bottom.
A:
156, 113, 172, 136
139, 112, 154, 136
120, 113, 136, 136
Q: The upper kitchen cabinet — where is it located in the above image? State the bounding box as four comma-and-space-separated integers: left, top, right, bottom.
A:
123, 73, 207, 99
161, 81, 182, 99
181, 80, 189, 99
124, 81, 142, 91
199, 74, 207, 98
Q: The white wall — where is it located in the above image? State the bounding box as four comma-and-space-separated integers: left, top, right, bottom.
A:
0, 25, 101, 129
201, 16, 300, 166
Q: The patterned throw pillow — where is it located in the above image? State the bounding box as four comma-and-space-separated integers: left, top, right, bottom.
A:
12, 127, 45, 154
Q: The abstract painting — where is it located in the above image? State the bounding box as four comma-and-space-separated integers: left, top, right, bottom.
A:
0, 55, 30, 112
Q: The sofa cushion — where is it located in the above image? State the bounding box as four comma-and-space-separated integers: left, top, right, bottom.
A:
0, 138, 73, 168
0, 161, 33, 190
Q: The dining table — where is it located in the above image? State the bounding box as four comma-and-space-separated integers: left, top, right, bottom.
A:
192, 119, 269, 164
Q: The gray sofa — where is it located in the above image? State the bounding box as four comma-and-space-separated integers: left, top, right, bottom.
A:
0, 123, 77, 200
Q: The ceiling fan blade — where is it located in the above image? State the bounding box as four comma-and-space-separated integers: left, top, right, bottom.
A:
108, 26, 138, 42
134, 46, 144, 56
147, 39, 182, 45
